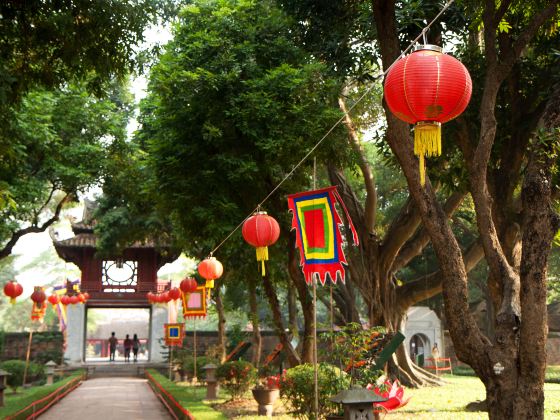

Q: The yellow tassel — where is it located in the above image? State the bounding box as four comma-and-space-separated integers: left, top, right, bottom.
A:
205, 279, 214, 289
256, 247, 268, 277
10, 297, 15, 305
414, 122, 441, 186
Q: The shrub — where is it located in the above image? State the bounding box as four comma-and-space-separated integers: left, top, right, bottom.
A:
280, 363, 350, 419
174, 353, 217, 381
216, 360, 257, 400
0, 360, 26, 392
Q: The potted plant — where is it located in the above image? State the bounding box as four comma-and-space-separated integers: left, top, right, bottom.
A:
251, 374, 281, 416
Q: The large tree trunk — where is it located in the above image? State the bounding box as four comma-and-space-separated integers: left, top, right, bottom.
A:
262, 272, 301, 367
214, 286, 227, 363
373, 0, 560, 416
248, 279, 262, 367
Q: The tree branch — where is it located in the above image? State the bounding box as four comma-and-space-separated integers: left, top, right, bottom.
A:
396, 240, 485, 311
392, 192, 466, 272
338, 93, 376, 232
0, 193, 69, 260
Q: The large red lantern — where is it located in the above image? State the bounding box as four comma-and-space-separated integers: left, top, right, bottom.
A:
180, 277, 198, 294
168, 287, 181, 301
198, 257, 223, 289
3, 281, 23, 304
242, 211, 280, 276
31, 287, 47, 309
384, 45, 472, 185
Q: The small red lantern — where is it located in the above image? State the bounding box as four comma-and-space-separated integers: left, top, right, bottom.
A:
168, 287, 181, 301
69, 295, 79, 305
198, 257, 223, 289
31, 287, 47, 309
83, 292, 90, 301
147, 292, 155, 303
160, 291, 171, 303
60, 295, 71, 305
180, 277, 198, 294
3, 281, 24, 304
242, 211, 280, 276
77, 293, 86, 303
48, 294, 60, 306
384, 45, 472, 185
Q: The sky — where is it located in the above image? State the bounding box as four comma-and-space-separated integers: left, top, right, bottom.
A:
10, 24, 177, 294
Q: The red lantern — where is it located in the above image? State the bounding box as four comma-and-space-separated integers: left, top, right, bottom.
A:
3, 281, 23, 304
168, 287, 181, 301
69, 295, 79, 305
198, 257, 223, 289
31, 287, 47, 309
180, 278, 198, 294
159, 291, 170, 303
147, 292, 155, 303
384, 45, 472, 185
48, 294, 60, 306
83, 292, 90, 301
77, 293, 86, 303
242, 211, 280, 276
60, 295, 71, 305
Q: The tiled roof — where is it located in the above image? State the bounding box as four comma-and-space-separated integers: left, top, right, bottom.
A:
54, 233, 164, 249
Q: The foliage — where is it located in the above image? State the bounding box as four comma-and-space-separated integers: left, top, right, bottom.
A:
0, 360, 45, 392
320, 323, 386, 386
215, 360, 257, 400
280, 363, 350, 419
172, 351, 218, 381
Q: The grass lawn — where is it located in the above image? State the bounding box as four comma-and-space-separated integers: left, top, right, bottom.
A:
0, 370, 84, 419
148, 371, 560, 419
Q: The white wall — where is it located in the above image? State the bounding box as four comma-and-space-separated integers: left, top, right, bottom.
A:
403, 306, 444, 358
64, 304, 86, 364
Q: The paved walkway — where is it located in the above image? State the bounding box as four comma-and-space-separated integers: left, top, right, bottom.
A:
41, 377, 171, 420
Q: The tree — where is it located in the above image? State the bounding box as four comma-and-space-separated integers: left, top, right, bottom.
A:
370, 0, 560, 417
0, 82, 132, 260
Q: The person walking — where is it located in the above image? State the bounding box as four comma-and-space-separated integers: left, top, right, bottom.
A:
108, 332, 118, 362
132, 334, 140, 362
124, 334, 133, 363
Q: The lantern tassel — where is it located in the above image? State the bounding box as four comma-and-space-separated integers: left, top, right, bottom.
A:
205, 279, 214, 289
414, 122, 441, 186
10, 297, 15, 305
256, 247, 269, 277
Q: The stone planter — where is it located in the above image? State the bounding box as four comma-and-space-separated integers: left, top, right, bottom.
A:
251, 388, 280, 417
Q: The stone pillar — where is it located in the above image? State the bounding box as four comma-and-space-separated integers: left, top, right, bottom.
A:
0, 369, 10, 407
149, 305, 167, 362
64, 304, 86, 364
45, 361, 57, 385
203, 364, 219, 400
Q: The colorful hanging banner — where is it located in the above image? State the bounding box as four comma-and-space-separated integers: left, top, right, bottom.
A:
181, 285, 207, 318
164, 323, 184, 347
287, 186, 359, 285
31, 302, 47, 322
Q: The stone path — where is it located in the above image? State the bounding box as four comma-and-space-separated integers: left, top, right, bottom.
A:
40, 377, 171, 420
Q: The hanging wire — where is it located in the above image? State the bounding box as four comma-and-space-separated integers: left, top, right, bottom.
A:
207, 0, 456, 258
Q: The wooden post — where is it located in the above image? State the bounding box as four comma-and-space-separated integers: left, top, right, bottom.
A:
193, 318, 198, 383
22, 330, 33, 387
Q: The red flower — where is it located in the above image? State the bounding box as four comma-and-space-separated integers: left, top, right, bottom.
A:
368, 379, 411, 412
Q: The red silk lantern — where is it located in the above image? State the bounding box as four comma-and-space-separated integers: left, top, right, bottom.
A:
83, 292, 90, 301
147, 292, 155, 303
3, 281, 23, 304
161, 291, 171, 303
242, 211, 280, 276
77, 293, 86, 303
384, 45, 472, 185
180, 277, 198, 294
168, 287, 181, 301
198, 257, 223, 289
48, 294, 60, 306
69, 295, 79, 305
60, 295, 71, 305
31, 287, 47, 309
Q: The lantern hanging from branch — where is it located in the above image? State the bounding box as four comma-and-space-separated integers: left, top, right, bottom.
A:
242, 211, 280, 276
383, 44, 472, 185
4, 281, 24, 304
198, 257, 223, 289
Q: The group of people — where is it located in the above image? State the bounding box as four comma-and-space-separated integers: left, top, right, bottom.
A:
108, 332, 140, 362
